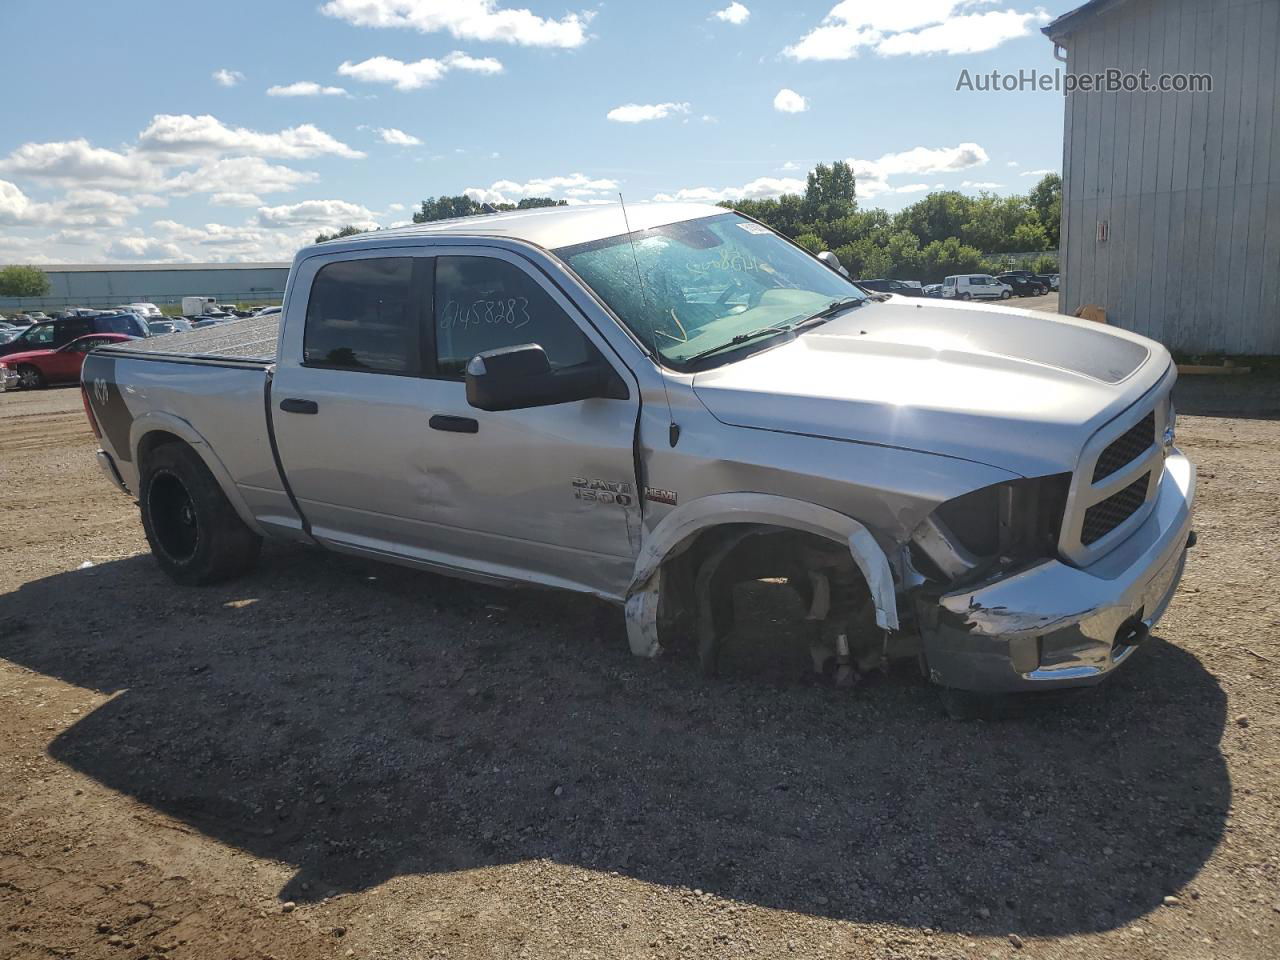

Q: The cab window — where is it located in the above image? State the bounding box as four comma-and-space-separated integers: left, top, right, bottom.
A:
433, 256, 592, 379
304, 258, 419, 373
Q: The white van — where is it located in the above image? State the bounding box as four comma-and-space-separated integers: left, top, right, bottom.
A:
942, 275, 1012, 301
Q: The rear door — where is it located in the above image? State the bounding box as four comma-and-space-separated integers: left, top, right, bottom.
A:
270, 246, 641, 597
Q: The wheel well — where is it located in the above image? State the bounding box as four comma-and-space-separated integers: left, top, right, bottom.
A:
136, 430, 187, 468
657, 524, 878, 676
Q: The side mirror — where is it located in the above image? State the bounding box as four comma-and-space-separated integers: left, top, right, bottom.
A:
465, 343, 622, 412
817, 250, 849, 277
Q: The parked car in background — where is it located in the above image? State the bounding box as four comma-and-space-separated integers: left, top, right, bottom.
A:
0, 329, 22, 346
0, 312, 150, 358
996, 273, 1047, 297
115, 302, 163, 318
191, 316, 237, 329
0, 333, 136, 390
856, 279, 925, 297
252, 305, 282, 317
922, 283, 943, 297
942, 275, 1013, 301
1035, 274, 1060, 291
149, 318, 194, 336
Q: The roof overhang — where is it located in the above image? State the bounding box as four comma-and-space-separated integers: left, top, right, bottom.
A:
1042, 0, 1137, 43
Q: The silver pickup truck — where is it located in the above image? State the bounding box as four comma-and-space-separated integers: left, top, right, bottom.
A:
81, 202, 1196, 710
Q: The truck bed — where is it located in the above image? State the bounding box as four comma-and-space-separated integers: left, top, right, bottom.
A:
105, 314, 280, 364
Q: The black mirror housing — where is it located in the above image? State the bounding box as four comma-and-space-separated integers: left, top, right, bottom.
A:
465, 343, 623, 412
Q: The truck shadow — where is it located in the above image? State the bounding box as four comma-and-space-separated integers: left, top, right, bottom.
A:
0, 543, 1228, 937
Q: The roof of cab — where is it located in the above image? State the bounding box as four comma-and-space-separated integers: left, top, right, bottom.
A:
298, 201, 729, 259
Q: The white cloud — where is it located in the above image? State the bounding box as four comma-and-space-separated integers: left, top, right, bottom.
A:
1007, 160, 1020, 167
320, 0, 592, 48
338, 52, 503, 91
105, 235, 188, 261
0, 179, 163, 228
851, 141, 989, 195
267, 81, 350, 97
713, 3, 750, 25
652, 176, 806, 203
256, 199, 380, 228
962, 180, 1003, 189
377, 127, 423, 146
0, 139, 161, 190
386, 202, 407, 212
463, 172, 618, 206
210, 192, 265, 207
1020, 168, 1058, 177
0, 179, 52, 225
785, 1, 1050, 60
164, 156, 318, 197
606, 102, 691, 123
138, 114, 365, 160
773, 88, 808, 113
213, 68, 244, 87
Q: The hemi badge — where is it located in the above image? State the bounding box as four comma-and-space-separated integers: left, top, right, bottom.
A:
644, 487, 678, 506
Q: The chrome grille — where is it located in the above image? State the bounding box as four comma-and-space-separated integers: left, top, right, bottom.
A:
1059, 383, 1170, 567
1081, 472, 1151, 545
1092, 411, 1156, 482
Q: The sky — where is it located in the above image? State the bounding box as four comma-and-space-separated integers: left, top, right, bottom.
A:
0, 0, 1079, 264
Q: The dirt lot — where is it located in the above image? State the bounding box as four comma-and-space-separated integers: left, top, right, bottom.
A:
2, 384, 1278, 960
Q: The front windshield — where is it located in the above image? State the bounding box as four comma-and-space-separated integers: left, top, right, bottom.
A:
555, 213, 866, 367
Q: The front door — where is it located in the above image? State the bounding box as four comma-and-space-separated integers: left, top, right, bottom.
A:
270, 246, 641, 599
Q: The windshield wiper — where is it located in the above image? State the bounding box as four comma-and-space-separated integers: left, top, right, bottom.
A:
796, 296, 865, 326
680, 297, 865, 367
681, 322, 796, 365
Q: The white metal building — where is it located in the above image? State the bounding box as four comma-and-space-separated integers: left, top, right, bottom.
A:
0, 262, 290, 313
1046, 0, 1279, 354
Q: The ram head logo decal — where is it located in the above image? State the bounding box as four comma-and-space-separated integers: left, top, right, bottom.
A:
93, 377, 109, 405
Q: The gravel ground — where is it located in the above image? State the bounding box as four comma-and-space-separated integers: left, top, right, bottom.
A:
1, 384, 1278, 960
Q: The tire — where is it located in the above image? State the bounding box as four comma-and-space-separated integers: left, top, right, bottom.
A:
1001, 290, 1012, 300
959, 292, 971, 301
17, 364, 45, 389
140, 442, 261, 585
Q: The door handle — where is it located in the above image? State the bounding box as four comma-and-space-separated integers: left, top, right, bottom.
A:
280, 398, 319, 414
429, 414, 479, 434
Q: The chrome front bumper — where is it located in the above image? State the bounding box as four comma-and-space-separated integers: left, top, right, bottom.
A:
0, 367, 18, 391
922, 452, 1196, 693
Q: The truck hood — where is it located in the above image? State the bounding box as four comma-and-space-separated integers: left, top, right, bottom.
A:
690, 297, 1172, 477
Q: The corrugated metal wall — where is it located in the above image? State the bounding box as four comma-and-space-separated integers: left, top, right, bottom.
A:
1058, 0, 1279, 354
0, 266, 289, 312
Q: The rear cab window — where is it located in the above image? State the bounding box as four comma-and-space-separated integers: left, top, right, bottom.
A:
303, 257, 421, 374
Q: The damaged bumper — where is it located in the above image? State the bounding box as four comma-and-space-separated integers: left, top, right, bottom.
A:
923, 452, 1196, 693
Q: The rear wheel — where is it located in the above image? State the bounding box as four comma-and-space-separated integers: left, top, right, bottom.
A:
959, 292, 972, 301
140, 442, 261, 585
1000, 290, 1012, 300
17, 364, 45, 389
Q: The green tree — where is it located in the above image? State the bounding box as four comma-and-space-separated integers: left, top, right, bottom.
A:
803, 160, 857, 223
414, 195, 484, 223
894, 192, 974, 246
793, 232, 824, 253
0, 265, 50, 297
514, 197, 567, 210
315, 224, 368, 244
1028, 173, 1062, 248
